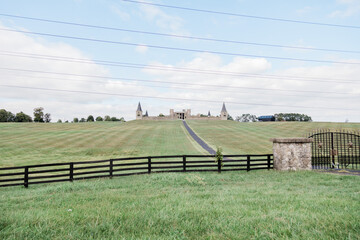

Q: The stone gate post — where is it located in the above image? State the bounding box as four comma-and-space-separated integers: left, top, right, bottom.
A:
271, 138, 313, 171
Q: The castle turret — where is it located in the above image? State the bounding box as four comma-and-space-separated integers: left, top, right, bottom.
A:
220, 102, 228, 120
136, 102, 143, 120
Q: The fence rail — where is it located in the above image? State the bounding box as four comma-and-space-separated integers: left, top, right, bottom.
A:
0, 154, 273, 188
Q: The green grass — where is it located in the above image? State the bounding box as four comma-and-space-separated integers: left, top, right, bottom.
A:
187, 120, 360, 154
0, 121, 205, 167
0, 171, 359, 239
1, 120, 359, 167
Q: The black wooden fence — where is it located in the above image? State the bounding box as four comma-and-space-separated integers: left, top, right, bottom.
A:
0, 154, 273, 188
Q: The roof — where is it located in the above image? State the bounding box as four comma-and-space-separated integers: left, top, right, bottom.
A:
221, 102, 227, 113
137, 102, 142, 112
144, 110, 148, 117
258, 115, 274, 119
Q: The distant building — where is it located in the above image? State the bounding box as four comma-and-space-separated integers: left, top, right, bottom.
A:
136, 102, 229, 121
258, 115, 275, 122
136, 102, 143, 120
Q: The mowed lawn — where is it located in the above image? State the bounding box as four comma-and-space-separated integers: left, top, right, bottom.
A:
0, 171, 359, 239
187, 120, 360, 154
1, 120, 360, 167
0, 121, 205, 167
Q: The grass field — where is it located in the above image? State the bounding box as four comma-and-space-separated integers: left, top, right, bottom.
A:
1, 121, 359, 239
1, 171, 359, 239
0, 121, 206, 167
187, 120, 360, 154
1, 120, 359, 167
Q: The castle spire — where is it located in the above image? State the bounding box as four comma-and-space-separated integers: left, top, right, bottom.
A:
137, 102, 142, 112
221, 102, 227, 113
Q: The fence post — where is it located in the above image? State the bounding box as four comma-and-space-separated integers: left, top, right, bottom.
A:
183, 156, 186, 172
267, 155, 271, 170
247, 156, 250, 172
217, 156, 221, 173
110, 159, 113, 179
148, 157, 151, 174
69, 163, 73, 182
24, 167, 29, 188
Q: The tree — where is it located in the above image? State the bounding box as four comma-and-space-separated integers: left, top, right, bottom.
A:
227, 115, 234, 121
96, 116, 103, 121
14, 112, 32, 122
111, 117, 120, 121
87, 115, 94, 122
57, 119, 62, 123
119, 117, 125, 122
79, 118, 86, 122
44, 113, 51, 123
33, 107, 44, 122
73, 118, 79, 123
274, 113, 312, 122
104, 115, 111, 121
0, 109, 15, 122
236, 114, 257, 122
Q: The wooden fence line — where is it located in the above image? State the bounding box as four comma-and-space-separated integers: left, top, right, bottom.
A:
0, 154, 273, 188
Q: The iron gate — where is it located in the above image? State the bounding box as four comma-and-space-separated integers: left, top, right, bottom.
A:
308, 129, 360, 169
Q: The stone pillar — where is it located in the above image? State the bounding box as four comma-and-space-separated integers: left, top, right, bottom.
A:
271, 138, 313, 171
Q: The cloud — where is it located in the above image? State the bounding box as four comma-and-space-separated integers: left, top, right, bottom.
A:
138, 2, 188, 35
330, 0, 360, 17
0, 22, 160, 120
296, 6, 313, 15
141, 53, 360, 122
0, 22, 359, 122
135, 44, 148, 54
111, 5, 131, 21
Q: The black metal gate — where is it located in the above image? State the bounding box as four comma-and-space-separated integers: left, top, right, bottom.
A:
308, 129, 360, 169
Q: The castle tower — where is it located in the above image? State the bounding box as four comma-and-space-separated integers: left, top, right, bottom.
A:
186, 109, 191, 118
208, 110, 211, 117
136, 102, 143, 120
170, 109, 174, 119
220, 102, 228, 120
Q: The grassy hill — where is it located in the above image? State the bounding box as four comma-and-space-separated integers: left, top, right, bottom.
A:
1, 171, 359, 239
0, 121, 205, 167
1, 121, 360, 239
188, 120, 360, 154
0, 120, 359, 167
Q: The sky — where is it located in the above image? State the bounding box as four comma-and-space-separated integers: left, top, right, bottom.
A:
0, 0, 359, 122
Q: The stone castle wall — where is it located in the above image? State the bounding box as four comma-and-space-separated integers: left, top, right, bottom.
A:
140, 116, 222, 121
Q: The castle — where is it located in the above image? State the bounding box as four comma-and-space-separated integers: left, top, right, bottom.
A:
136, 102, 228, 120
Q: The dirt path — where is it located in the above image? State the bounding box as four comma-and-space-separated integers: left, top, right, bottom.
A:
317, 169, 360, 176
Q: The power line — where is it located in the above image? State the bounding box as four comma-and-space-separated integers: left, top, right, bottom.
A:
1, 51, 360, 85
3, 68, 357, 98
122, 0, 360, 29
2, 28, 360, 66
0, 84, 358, 111
0, 13, 359, 54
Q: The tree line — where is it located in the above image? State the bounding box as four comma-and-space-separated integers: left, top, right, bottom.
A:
235, 113, 312, 122
0, 107, 50, 122
0, 108, 125, 123
70, 115, 125, 123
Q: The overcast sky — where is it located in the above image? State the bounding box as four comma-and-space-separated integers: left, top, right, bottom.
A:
0, 0, 359, 122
